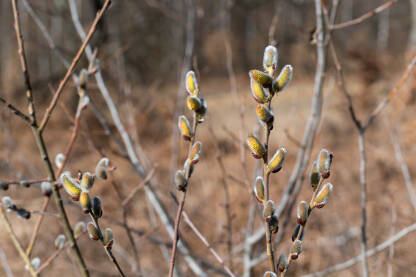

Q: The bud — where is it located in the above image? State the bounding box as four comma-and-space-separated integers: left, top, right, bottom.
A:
16, 208, 31, 219
292, 223, 305, 241
80, 172, 94, 191
2, 196, 15, 210
60, 173, 81, 201
250, 78, 269, 104
263, 200, 275, 222
189, 141, 202, 164
87, 222, 100, 240
184, 159, 195, 179
175, 170, 187, 191
269, 215, 279, 234
91, 196, 103, 218
80, 95, 90, 109
103, 228, 114, 248
263, 272, 277, 277
317, 149, 332, 178
186, 71, 198, 95
256, 104, 274, 125
272, 65, 293, 94
95, 158, 109, 180
247, 134, 265, 159
277, 254, 288, 272
267, 147, 287, 174
79, 191, 91, 213
27, 257, 40, 271
254, 176, 265, 203
41, 181, 53, 196
187, 96, 201, 111
55, 234, 66, 249
309, 161, 321, 191
263, 45, 278, 75
249, 70, 273, 87
79, 69, 89, 89
178, 115, 192, 141
55, 153, 65, 168
312, 183, 333, 209
196, 97, 208, 123
297, 201, 309, 225
74, 221, 86, 238
290, 239, 302, 260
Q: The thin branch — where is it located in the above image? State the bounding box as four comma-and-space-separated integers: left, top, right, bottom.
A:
38, 0, 112, 132
26, 197, 49, 257
181, 211, 237, 277
89, 213, 126, 277
0, 96, 31, 124
121, 168, 155, 207
389, 128, 416, 213
363, 54, 416, 130
0, 178, 48, 188
67, 1, 207, 275
0, 207, 37, 277
169, 112, 199, 277
0, 243, 14, 277
302, 223, 416, 277
330, 0, 397, 31
358, 132, 369, 277
10, 1, 90, 275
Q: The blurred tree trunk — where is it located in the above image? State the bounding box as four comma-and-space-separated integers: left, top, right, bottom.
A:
377, 6, 389, 52
230, 4, 249, 70
408, 0, 416, 53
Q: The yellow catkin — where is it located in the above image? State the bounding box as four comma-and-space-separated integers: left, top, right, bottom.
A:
267, 147, 287, 174
178, 115, 192, 141
249, 70, 272, 87
250, 78, 269, 104
62, 175, 81, 199
273, 64, 293, 93
247, 134, 265, 159
79, 191, 91, 213
313, 183, 333, 208
187, 96, 201, 111
254, 176, 265, 203
186, 71, 198, 95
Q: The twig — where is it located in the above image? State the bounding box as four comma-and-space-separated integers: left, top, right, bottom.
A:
0, 243, 14, 277
0, 178, 48, 188
26, 197, 49, 257
121, 168, 155, 207
387, 206, 396, 277
108, 173, 143, 275
181, 211, 237, 277
282, 178, 325, 275
0, 207, 37, 277
170, 0, 195, 184
38, 0, 112, 132
302, 223, 416, 277
22, 0, 127, 157
322, 2, 416, 274
389, 127, 416, 213
89, 213, 126, 277
169, 112, 199, 277
0, 96, 31, 124
10, 1, 90, 275
67, 1, 207, 274
330, 0, 397, 30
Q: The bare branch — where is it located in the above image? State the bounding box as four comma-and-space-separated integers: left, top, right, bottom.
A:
302, 223, 416, 277
330, 0, 397, 31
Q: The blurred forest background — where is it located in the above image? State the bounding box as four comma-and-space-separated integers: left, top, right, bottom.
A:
1, 0, 416, 276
